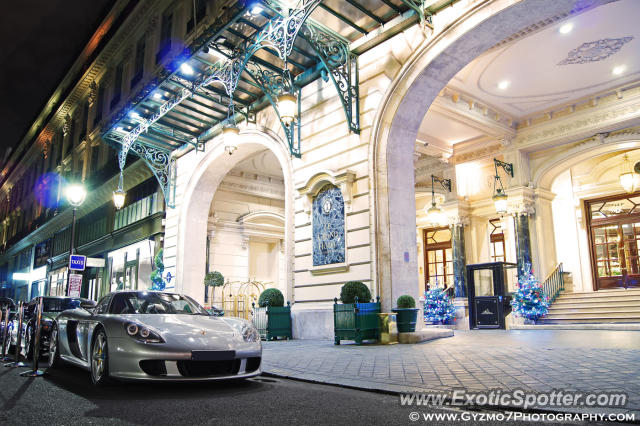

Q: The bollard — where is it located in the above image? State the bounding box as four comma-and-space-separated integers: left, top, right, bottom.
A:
5, 302, 27, 367
20, 297, 46, 377
0, 306, 10, 361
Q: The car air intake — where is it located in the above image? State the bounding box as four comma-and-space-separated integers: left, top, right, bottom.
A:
176, 359, 241, 377
245, 357, 261, 373
139, 360, 167, 376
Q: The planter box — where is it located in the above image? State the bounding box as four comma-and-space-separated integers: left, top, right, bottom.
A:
333, 297, 381, 345
392, 308, 418, 332
252, 303, 292, 341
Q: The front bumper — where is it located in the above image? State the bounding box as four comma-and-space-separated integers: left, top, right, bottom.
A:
108, 337, 262, 381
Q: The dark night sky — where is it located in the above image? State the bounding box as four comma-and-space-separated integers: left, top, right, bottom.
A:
0, 0, 116, 153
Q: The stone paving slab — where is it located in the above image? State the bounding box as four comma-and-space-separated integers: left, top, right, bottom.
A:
262, 330, 640, 417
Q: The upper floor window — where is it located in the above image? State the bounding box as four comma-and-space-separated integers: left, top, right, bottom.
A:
156, 8, 173, 63
79, 100, 89, 142
93, 85, 105, 127
186, 0, 207, 34
110, 62, 124, 110
131, 36, 146, 88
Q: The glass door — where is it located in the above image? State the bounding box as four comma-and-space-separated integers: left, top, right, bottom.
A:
124, 260, 138, 290
593, 222, 640, 289
621, 222, 640, 288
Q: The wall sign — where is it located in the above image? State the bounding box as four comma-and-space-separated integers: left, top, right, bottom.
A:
34, 239, 51, 269
69, 254, 87, 271
312, 185, 346, 266
68, 273, 83, 297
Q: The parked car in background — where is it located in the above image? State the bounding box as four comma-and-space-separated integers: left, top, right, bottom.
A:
16, 296, 95, 359
49, 291, 262, 385
0, 297, 16, 352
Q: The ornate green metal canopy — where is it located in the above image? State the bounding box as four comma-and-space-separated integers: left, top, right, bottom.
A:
102, 0, 447, 207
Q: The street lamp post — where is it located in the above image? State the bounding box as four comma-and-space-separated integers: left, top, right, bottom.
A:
64, 183, 86, 295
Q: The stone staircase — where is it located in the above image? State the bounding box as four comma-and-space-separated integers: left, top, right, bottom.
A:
538, 288, 640, 324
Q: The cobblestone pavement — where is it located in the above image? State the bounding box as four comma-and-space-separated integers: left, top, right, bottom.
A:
263, 330, 640, 416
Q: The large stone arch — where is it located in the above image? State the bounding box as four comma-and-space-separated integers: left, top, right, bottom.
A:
369, 0, 612, 309
175, 128, 295, 303
534, 131, 640, 190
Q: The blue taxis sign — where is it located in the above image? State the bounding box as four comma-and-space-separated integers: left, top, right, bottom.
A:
69, 254, 87, 271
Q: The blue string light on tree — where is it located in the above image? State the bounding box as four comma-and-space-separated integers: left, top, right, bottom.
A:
510, 263, 549, 323
423, 287, 456, 324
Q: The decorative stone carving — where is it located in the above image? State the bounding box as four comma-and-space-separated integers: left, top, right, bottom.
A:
508, 201, 535, 217
62, 114, 72, 137
312, 185, 346, 267
296, 170, 356, 217
88, 81, 98, 107
558, 37, 634, 65
42, 139, 51, 159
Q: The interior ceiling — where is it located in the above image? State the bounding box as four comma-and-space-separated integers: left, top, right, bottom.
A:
229, 149, 283, 179
416, 0, 639, 158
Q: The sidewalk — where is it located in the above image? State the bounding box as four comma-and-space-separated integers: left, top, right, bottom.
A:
262, 330, 640, 416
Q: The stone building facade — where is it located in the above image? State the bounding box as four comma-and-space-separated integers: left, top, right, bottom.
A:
2, 0, 639, 336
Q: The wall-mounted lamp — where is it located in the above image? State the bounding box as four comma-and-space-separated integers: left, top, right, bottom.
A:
222, 101, 239, 155
425, 174, 451, 227
493, 158, 514, 214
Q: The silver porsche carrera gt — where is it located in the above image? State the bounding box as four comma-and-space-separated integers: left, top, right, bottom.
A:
49, 291, 262, 385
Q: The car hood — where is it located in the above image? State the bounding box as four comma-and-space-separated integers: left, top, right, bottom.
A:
121, 314, 239, 343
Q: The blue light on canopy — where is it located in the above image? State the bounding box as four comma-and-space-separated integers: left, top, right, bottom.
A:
34, 172, 64, 209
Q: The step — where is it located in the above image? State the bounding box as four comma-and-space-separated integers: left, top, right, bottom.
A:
559, 288, 640, 297
551, 299, 640, 309
544, 311, 640, 319
548, 305, 640, 314
555, 292, 640, 303
553, 295, 640, 305
511, 323, 640, 330
538, 317, 640, 324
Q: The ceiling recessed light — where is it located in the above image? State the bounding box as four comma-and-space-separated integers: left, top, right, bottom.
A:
498, 80, 510, 90
180, 62, 194, 75
153, 92, 162, 100
612, 65, 626, 76
129, 111, 140, 119
559, 23, 573, 34
250, 4, 263, 15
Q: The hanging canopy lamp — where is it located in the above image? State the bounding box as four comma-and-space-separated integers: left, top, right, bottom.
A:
113, 170, 126, 209
493, 158, 514, 215
425, 174, 451, 227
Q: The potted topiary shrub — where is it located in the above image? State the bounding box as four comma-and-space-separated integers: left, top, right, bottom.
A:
333, 281, 380, 345
252, 288, 292, 341
392, 295, 418, 332
150, 249, 166, 291
203, 271, 224, 308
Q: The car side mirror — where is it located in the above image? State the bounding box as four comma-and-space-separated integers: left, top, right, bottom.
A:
80, 300, 96, 309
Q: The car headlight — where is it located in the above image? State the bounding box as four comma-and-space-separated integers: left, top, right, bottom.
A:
124, 322, 164, 343
241, 323, 260, 342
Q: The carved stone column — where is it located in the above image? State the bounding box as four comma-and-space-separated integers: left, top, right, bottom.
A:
511, 205, 535, 280
450, 217, 468, 298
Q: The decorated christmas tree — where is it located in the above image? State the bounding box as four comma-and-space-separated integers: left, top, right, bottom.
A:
423, 287, 456, 324
150, 249, 166, 291
510, 263, 549, 322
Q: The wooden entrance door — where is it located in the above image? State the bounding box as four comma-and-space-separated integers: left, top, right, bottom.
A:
588, 194, 640, 290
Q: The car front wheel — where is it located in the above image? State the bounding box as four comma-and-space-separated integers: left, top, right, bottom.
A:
24, 326, 33, 360
48, 324, 61, 368
91, 329, 110, 386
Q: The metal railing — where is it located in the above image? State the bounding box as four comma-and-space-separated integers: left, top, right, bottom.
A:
542, 263, 564, 304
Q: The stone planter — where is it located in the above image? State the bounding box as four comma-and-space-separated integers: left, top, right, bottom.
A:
333, 297, 381, 345
252, 302, 292, 341
392, 308, 418, 332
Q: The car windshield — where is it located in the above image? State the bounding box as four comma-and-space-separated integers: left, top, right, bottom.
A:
43, 298, 83, 312
109, 292, 209, 315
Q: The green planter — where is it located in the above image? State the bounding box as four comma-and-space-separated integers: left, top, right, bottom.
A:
252, 302, 292, 341
333, 297, 381, 345
392, 308, 418, 332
